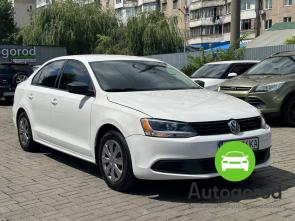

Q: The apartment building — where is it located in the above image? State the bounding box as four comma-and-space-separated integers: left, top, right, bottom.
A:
260, 0, 295, 32
188, 0, 257, 49
11, 0, 35, 28
160, 0, 187, 31
114, 0, 160, 23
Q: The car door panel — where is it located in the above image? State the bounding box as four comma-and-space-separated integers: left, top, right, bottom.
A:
27, 61, 65, 142
50, 60, 94, 157
49, 90, 94, 157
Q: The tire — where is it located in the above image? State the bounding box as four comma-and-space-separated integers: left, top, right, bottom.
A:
98, 130, 137, 192
13, 73, 28, 87
17, 112, 38, 152
283, 96, 295, 127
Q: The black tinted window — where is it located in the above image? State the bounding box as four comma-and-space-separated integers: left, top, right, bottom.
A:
230, 64, 256, 75
191, 64, 231, 79
59, 60, 92, 91
90, 60, 198, 92
32, 61, 64, 87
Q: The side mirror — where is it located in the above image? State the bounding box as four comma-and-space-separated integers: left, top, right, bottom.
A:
227, 72, 238, 78
68, 82, 95, 96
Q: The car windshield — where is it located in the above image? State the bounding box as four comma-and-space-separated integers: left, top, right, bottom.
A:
190, 63, 230, 79
246, 56, 295, 75
90, 60, 200, 92
226, 152, 245, 157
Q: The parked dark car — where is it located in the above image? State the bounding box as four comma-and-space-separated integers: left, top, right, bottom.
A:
0, 63, 33, 101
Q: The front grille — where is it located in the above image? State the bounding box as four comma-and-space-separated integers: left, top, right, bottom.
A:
151, 148, 270, 175
190, 116, 262, 136
220, 86, 252, 91
247, 97, 265, 107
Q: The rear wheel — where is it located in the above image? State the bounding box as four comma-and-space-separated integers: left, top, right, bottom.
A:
17, 112, 38, 152
98, 130, 136, 192
283, 96, 295, 126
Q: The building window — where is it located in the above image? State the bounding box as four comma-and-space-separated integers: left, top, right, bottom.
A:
162, 2, 167, 11
223, 23, 231, 33
265, 19, 272, 29
284, 17, 292, 22
284, 0, 292, 6
264, 0, 272, 9
225, 1, 231, 14
173, 0, 178, 9
241, 0, 254, 10
241, 19, 252, 30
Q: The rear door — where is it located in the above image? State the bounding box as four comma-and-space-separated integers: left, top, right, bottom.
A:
28, 60, 65, 141
49, 60, 95, 157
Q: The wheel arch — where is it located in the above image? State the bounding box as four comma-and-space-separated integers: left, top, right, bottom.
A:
16, 107, 27, 125
281, 91, 295, 112
94, 124, 125, 164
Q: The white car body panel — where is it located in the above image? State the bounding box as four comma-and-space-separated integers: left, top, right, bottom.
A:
12, 55, 271, 180
106, 89, 260, 122
191, 78, 225, 88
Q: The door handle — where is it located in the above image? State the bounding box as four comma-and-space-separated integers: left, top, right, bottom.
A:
51, 98, 58, 105
28, 93, 33, 100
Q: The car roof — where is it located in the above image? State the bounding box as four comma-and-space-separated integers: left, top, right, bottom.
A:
49, 55, 161, 63
272, 51, 295, 57
205, 60, 259, 65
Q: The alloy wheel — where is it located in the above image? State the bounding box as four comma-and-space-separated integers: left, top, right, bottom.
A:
15, 74, 28, 85
19, 117, 30, 146
101, 140, 124, 183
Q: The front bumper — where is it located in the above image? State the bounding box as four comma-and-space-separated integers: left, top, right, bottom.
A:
126, 127, 271, 180
220, 90, 282, 115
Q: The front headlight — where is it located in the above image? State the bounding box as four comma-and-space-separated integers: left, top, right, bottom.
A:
140, 118, 198, 138
254, 82, 285, 93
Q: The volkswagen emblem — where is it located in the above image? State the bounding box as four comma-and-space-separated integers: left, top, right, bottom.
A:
228, 120, 240, 135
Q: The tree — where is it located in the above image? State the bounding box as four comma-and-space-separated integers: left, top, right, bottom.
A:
0, 0, 16, 44
96, 11, 183, 56
19, 1, 118, 54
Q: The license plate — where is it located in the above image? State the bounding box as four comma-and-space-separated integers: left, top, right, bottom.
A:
219, 137, 259, 150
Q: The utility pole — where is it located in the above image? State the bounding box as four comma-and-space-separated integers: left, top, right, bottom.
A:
230, 0, 241, 49
255, 0, 262, 37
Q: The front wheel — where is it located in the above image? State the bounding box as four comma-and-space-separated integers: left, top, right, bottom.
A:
283, 96, 295, 126
98, 130, 136, 192
17, 112, 38, 152
14, 73, 28, 86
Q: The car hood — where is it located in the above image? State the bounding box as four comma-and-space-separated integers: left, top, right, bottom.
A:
191, 78, 225, 88
106, 89, 260, 122
222, 74, 292, 87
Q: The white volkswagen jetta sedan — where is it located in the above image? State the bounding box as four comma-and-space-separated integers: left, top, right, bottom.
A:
13, 55, 271, 191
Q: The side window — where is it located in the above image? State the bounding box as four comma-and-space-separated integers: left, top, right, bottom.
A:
32, 61, 64, 88
230, 64, 253, 75
59, 60, 93, 91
